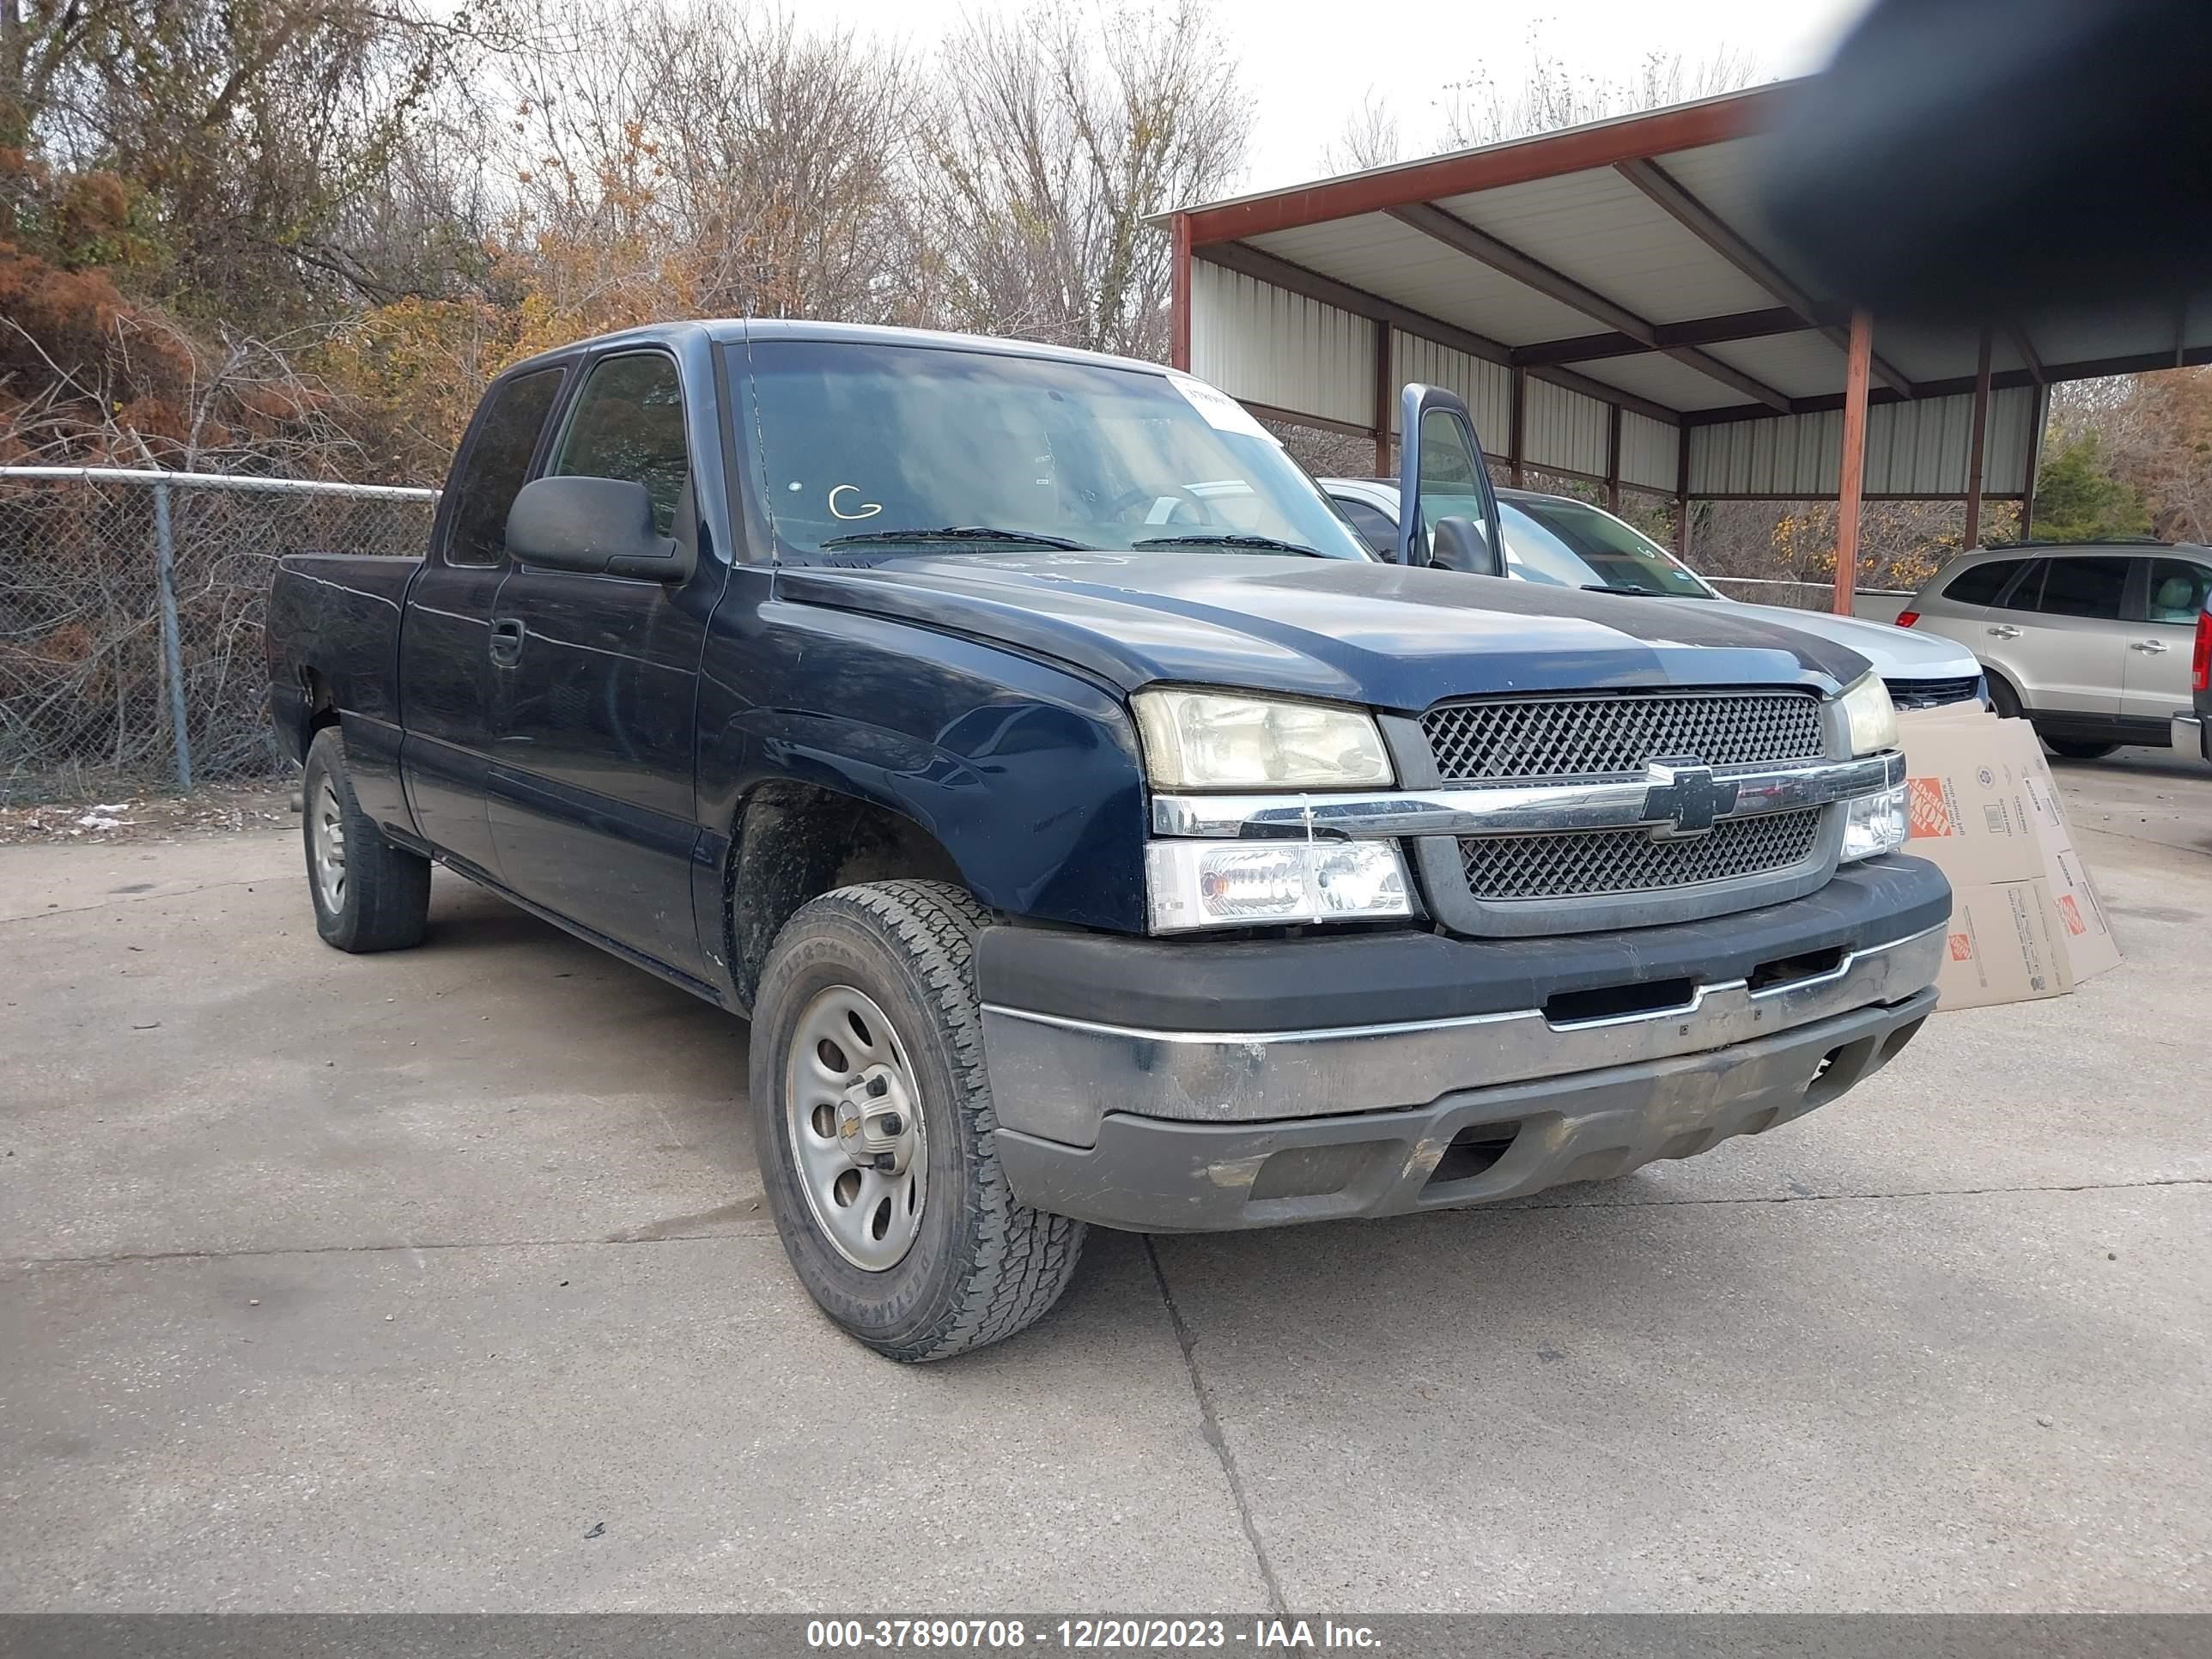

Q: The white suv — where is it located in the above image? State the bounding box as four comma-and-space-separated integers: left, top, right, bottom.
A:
1897, 542, 2212, 757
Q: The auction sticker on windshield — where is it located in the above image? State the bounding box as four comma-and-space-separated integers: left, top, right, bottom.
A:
1170, 375, 1276, 441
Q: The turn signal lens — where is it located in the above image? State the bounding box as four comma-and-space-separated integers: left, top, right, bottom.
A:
1893, 610, 1919, 629
1144, 840, 1412, 933
1840, 782, 1910, 863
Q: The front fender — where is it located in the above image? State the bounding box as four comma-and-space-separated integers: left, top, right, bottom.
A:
695, 592, 1150, 933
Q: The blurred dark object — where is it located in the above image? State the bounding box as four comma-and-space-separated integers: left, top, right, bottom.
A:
1758, 0, 2212, 320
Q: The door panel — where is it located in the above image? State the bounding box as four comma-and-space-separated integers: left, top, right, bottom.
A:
2005, 555, 2130, 714
487, 349, 719, 974
2122, 556, 2212, 720
398, 364, 567, 875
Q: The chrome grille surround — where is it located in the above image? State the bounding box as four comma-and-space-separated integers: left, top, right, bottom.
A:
1395, 686, 1848, 937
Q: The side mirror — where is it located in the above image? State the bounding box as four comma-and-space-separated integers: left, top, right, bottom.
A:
1395, 381, 1504, 577
506, 475, 693, 581
1430, 515, 1503, 578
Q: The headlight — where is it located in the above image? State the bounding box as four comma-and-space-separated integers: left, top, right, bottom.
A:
1839, 671, 1899, 757
1145, 840, 1412, 932
1840, 781, 1909, 863
1133, 690, 1393, 790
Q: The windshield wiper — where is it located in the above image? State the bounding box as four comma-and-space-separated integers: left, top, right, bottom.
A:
1581, 581, 1679, 597
817, 526, 1089, 550
1132, 533, 1327, 557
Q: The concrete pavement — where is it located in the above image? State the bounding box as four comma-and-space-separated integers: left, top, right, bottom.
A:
3, 761, 2208, 1611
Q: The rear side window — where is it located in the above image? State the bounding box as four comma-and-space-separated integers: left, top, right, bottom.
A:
550, 352, 690, 536
1942, 558, 2021, 606
2028, 556, 2128, 620
444, 368, 566, 567
2144, 557, 2212, 623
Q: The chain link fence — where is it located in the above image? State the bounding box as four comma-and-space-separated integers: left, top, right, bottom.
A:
0, 468, 437, 805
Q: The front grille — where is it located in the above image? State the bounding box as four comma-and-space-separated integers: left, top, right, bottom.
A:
1424, 690, 1824, 783
1458, 808, 1826, 901
1886, 674, 1982, 710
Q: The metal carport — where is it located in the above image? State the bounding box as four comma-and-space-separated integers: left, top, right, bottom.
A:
1164, 83, 2212, 610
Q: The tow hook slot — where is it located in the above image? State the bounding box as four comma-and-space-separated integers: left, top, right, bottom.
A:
1544, 976, 1698, 1027
1748, 944, 1847, 993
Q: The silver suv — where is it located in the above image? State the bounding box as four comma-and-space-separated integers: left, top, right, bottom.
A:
1899, 542, 2212, 757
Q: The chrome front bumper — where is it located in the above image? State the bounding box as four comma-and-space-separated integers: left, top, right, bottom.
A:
981, 921, 1946, 1146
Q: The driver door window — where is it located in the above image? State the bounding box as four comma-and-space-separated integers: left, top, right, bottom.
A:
546, 352, 690, 538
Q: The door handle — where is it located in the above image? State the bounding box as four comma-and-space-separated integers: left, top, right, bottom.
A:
2131, 639, 2170, 653
1986, 624, 2021, 639
488, 617, 526, 666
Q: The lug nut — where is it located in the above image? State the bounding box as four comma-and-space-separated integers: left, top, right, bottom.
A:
878, 1112, 903, 1136
872, 1152, 897, 1171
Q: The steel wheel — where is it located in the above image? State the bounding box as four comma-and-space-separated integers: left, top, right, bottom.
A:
309, 775, 348, 913
784, 984, 927, 1272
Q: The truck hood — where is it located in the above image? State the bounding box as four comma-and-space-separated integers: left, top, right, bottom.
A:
774, 552, 1872, 712
1717, 598, 1982, 683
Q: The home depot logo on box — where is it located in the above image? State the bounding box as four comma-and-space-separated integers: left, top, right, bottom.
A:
1910, 776, 1958, 839
1948, 931, 1973, 961
2058, 892, 2085, 936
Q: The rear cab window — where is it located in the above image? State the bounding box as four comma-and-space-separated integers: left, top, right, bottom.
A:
442, 367, 567, 567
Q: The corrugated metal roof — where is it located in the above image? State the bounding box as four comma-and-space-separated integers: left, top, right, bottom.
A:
1173, 81, 2212, 502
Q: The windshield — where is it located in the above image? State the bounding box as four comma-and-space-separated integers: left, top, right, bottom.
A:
1501, 497, 1717, 598
736, 340, 1370, 561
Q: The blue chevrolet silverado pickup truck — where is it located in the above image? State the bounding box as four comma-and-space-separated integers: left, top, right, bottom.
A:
267, 319, 1948, 1360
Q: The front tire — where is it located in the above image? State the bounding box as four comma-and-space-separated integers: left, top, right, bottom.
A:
301, 726, 431, 953
751, 880, 1085, 1361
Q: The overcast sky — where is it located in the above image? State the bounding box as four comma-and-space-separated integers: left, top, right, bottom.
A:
817, 0, 1875, 194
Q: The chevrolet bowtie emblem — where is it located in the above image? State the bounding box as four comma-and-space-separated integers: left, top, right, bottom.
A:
1639, 757, 1739, 841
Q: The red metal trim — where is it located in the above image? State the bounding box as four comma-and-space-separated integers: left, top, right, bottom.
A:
1241, 399, 1376, 440
1508, 368, 1527, 486
1170, 214, 1193, 371
1372, 318, 1394, 475
1674, 427, 1692, 555
1606, 404, 1622, 514
1832, 310, 1874, 616
1962, 328, 1992, 551
2019, 385, 2049, 540
1183, 86, 1790, 246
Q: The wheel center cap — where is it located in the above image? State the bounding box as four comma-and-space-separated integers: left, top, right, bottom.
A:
834, 1066, 914, 1176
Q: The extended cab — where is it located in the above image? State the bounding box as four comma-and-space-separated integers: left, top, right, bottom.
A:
269, 321, 1948, 1360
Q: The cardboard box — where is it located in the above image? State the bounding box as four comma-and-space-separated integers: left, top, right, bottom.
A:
1897, 708, 2047, 884
1934, 877, 2072, 1010
1896, 705, 2124, 1006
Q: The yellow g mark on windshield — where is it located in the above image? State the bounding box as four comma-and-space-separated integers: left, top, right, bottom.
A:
829, 485, 882, 520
